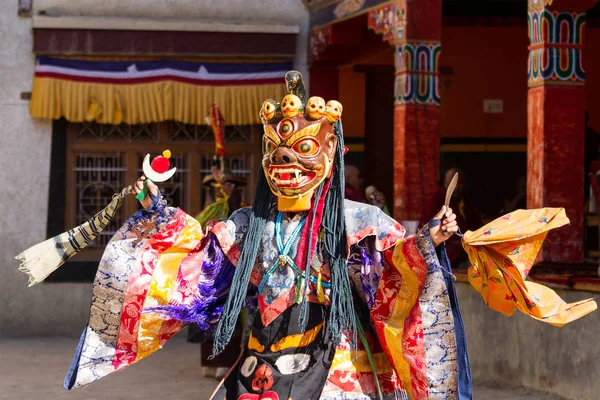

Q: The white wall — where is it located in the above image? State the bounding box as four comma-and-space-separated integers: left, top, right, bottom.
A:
34, 0, 308, 23
0, 0, 92, 336
0, 0, 309, 337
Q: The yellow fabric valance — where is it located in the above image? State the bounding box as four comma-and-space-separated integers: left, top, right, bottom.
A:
29, 57, 292, 125
30, 78, 287, 126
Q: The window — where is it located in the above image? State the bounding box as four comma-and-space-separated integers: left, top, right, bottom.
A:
46, 120, 261, 282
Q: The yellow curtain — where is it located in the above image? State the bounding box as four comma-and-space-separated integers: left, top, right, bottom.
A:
30, 77, 287, 126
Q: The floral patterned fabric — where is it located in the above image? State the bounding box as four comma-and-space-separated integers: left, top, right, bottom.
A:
65, 195, 179, 388
464, 208, 597, 326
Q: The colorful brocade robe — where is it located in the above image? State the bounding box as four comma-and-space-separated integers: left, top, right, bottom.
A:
64, 195, 472, 400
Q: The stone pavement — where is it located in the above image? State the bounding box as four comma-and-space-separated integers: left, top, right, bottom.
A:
0, 337, 565, 400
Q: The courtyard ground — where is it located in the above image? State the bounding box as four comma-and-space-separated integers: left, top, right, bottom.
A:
0, 337, 565, 400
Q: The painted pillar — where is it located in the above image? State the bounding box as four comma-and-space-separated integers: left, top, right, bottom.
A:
369, 0, 442, 223
527, 0, 596, 263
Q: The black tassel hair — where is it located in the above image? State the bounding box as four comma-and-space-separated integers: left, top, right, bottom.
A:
321, 120, 356, 345
212, 167, 274, 356
212, 119, 355, 356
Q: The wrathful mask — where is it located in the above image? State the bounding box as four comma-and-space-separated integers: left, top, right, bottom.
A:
260, 93, 343, 212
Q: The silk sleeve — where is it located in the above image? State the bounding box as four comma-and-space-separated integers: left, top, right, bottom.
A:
63, 193, 247, 390
366, 226, 466, 400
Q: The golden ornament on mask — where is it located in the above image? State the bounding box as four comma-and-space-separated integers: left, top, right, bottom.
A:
260, 99, 279, 124
325, 100, 343, 123
306, 96, 326, 120
281, 94, 301, 118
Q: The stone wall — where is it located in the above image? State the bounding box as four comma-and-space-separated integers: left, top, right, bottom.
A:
457, 282, 599, 400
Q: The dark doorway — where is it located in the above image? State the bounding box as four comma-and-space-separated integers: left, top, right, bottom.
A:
355, 65, 395, 208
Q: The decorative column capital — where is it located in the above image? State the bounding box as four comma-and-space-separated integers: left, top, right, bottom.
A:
367, 1, 441, 106
394, 43, 441, 106
367, 1, 406, 45
528, 0, 555, 11
309, 25, 333, 61
529, 0, 598, 11
527, 6, 587, 87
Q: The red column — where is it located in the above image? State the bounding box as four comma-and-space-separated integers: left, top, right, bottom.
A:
527, 0, 596, 263
369, 0, 442, 222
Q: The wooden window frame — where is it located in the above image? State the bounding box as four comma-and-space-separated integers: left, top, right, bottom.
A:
55, 120, 261, 270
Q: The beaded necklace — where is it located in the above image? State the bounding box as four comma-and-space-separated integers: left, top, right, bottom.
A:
258, 211, 331, 303
258, 212, 306, 295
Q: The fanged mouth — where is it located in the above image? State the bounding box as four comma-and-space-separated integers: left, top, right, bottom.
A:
268, 166, 317, 189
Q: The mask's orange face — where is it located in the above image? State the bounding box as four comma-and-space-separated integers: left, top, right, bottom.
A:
262, 115, 337, 209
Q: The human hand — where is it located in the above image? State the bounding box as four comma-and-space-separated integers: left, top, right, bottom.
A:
372, 190, 386, 209
365, 186, 386, 209
132, 175, 158, 209
429, 206, 458, 247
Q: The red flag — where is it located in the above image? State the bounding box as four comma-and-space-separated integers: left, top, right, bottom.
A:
209, 104, 226, 157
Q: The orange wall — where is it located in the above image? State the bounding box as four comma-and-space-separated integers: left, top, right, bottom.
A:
440, 25, 529, 138
337, 40, 394, 138
335, 24, 600, 139
338, 68, 366, 138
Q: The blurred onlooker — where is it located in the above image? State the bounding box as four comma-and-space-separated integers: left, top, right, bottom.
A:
420, 168, 482, 268
365, 185, 390, 215
502, 176, 527, 214
194, 165, 246, 228
345, 164, 366, 202
190, 163, 246, 380
585, 111, 600, 204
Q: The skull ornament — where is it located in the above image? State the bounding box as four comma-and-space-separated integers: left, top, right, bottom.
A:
260, 99, 279, 124
306, 96, 326, 120
281, 94, 301, 118
325, 100, 343, 124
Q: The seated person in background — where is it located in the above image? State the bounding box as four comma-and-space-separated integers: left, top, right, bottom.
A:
420, 167, 482, 268
365, 185, 390, 215
344, 164, 366, 202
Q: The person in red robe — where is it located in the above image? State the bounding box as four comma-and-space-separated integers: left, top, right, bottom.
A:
420, 168, 482, 268
344, 164, 366, 202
